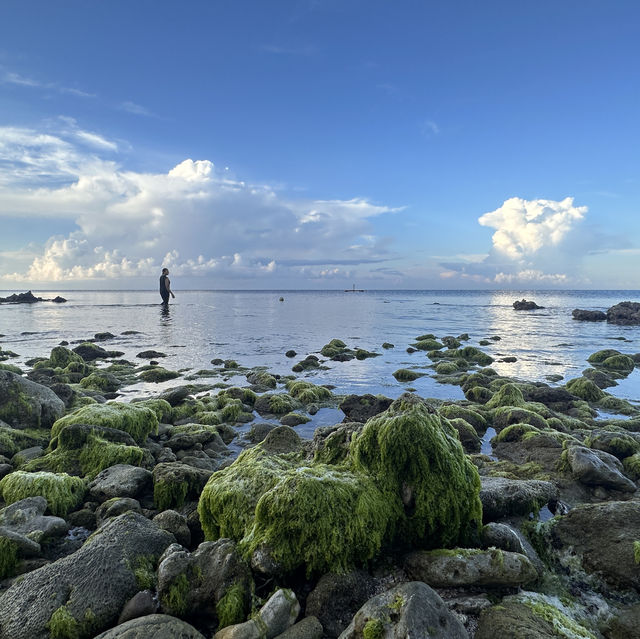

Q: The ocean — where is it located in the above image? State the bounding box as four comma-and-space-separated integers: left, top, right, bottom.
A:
1, 290, 639, 438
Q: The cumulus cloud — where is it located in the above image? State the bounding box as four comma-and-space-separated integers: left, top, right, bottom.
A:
437, 196, 595, 286
478, 197, 587, 260
0, 124, 400, 285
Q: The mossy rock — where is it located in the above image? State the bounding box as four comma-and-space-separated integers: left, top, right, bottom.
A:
0, 426, 49, 457
286, 380, 332, 404
413, 339, 443, 351
494, 423, 541, 443
0, 536, 19, 579
493, 407, 548, 432
623, 454, 640, 480
25, 423, 152, 479
0, 470, 86, 516
438, 405, 488, 434
351, 393, 482, 548
138, 367, 180, 383
246, 370, 277, 389
565, 377, 606, 402
485, 383, 526, 409
219, 387, 258, 406
434, 362, 459, 375
456, 346, 494, 366
280, 413, 311, 427
79, 371, 121, 393
320, 339, 348, 358
51, 402, 159, 444
392, 369, 424, 382
465, 386, 494, 404
153, 462, 212, 511
596, 395, 638, 416
0, 363, 23, 375
133, 398, 173, 423
254, 393, 295, 416
585, 431, 640, 459
601, 354, 635, 375
587, 349, 623, 364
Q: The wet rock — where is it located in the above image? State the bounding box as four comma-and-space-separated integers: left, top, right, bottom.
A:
0, 512, 174, 639
607, 301, 640, 325
339, 394, 393, 423
513, 299, 544, 310
0, 371, 65, 429
311, 422, 364, 465
261, 426, 302, 454
404, 548, 537, 588
0, 496, 69, 540
94, 614, 206, 639
305, 570, 376, 638
605, 602, 640, 639
479, 476, 558, 522
572, 309, 606, 321
137, 350, 167, 359
152, 462, 212, 511
158, 386, 191, 406
338, 581, 468, 639
73, 342, 123, 361
89, 464, 153, 502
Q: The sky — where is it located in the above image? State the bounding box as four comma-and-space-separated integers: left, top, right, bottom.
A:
0, 0, 639, 290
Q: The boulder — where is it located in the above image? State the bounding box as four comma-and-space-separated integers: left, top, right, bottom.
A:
479, 476, 558, 522
513, 299, 544, 310
275, 616, 323, 639
157, 539, 253, 622
404, 547, 537, 588
93, 614, 206, 639
0, 496, 69, 540
607, 301, 640, 325
153, 462, 212, 511
305, 570, 376, 638
117, 590, 158, 624
89, 464, 153, 501
564, 445, 637, 492
95, 497, 142, 526
476, 593, 595, 639
153, 509, 191, 547
339, 394, 392, 423
572, 309, 606, 321
0, 371, 65, 429
550, 500, 640, 590
338, 581, 468, 639
0, 512, 174, 639
214, 588, 300, 639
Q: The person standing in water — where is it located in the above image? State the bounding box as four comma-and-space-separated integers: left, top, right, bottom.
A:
159, 268, 176, 304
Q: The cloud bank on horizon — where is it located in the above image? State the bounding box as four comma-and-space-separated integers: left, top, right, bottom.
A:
0, 121, 619, 289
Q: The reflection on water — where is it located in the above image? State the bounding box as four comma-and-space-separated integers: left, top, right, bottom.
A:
1, 289, 639, 403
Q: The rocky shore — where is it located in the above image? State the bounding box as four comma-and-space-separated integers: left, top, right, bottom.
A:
1, 327, 639, 639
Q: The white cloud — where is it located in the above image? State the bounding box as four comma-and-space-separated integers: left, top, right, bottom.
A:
0, 124, 399, 285
478, 196, 587, 260
420, 120, 440, 137
1, 67, 96, 98
119, 101, 155, 117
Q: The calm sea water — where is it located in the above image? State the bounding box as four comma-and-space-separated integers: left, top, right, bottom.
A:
1, 291, 639, 416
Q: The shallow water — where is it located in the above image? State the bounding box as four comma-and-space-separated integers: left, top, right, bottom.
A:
1, 290, 639, 409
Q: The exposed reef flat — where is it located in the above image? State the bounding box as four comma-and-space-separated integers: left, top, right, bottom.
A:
0, 326, 639, 639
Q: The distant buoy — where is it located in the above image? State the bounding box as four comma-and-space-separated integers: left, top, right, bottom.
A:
279, 297, 284, 302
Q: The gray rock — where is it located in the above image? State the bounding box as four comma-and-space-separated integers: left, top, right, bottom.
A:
607, 301, 640, 325
404, 548, 537, 588
215, 589, 300, 639
89, 464, 153, 501
158, 539, 252, 619
481, 522, 526, 554
550, 500, 640, 590
96, 497, 142, 526
275, 616, 323, 639
117, 590, 158, 625
605, 602, 640, 639
0, 463, 12, 479
0, 512, 174, 639
338, 581, 468, 639
0, 526, 41, 556
153, 510, 191, 547
0, 371, 65, 429
245, 422, 277, 444
305, 570, 376, 638
93, 614, 206, 639
479, 476, 558, 522
11, 445, 44, 465
572, 309, 607, 321
338, 394, 393, 423
475, 593, 593, 639
0, 496, 69, 540
565, 445, 637, 492
261, 426, 301, 454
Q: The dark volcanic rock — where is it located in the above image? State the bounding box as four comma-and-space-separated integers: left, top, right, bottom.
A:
572, 309, 606, 321
607, 301, 640, 325
513, 299, 544, 310
339, 393, 393, 423
0, 291, 66, 304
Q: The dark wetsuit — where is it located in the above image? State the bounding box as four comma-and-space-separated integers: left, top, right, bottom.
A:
159, 275, 170, 303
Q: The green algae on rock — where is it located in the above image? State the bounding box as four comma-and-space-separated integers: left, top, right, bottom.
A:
51, 402, 159, 444
0, 535, 19, 579
392, 369, 424, 382
137, 366, 181, 383
0, 470, 86, 516
351, 394, 482, 548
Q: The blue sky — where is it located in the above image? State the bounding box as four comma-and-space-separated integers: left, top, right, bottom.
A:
0, 0, 639, 289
